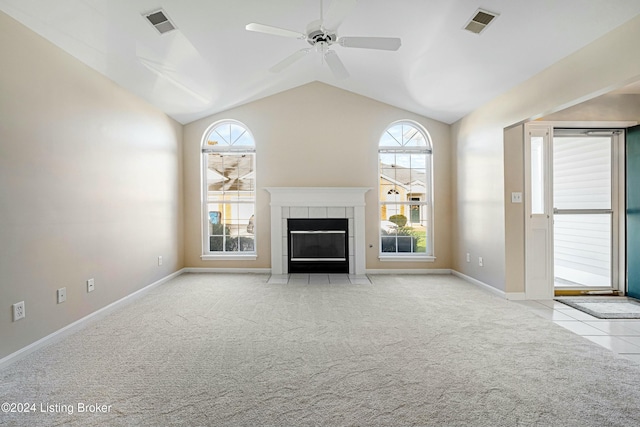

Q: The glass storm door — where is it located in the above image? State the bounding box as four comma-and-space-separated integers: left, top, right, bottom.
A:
552, 130, 618, 289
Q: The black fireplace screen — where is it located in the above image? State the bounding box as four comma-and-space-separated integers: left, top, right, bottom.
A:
287, 218, 349, 273
290, 231, 346, 260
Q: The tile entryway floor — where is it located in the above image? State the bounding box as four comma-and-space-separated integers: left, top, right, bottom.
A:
515, 299, 640, 363
267, 274, 371, 285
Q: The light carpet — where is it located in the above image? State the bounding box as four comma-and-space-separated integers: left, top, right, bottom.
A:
2, 273, 640, 426
556, 297, 640, 319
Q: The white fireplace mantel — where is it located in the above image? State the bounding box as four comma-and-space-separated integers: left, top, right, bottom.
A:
265, 187, 370, 275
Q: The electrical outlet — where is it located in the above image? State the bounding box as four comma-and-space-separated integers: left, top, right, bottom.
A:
57, 287, 67, 304
87, 278, 95, 293
479, 257, 484, 267
466, 253, 470, 263
158, 256, 163, 266
13, 301, 25, 321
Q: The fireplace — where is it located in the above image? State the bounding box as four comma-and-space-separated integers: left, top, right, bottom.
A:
288, 218, 349, 273
265, 187, 370, 275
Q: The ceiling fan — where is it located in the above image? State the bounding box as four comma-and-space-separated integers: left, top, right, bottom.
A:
245, 0, 401, 79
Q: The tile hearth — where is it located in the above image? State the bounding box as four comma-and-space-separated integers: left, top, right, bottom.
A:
267, 274, 372, 285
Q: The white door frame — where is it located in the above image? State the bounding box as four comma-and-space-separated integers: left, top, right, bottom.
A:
524, 124, 554, 299
523, 121, 632, 299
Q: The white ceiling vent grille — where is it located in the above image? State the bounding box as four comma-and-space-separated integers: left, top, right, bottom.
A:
144, 9, 176, 35
463, 9, 499, 34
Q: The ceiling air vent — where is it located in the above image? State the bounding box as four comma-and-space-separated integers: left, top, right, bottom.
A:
463, 9, 499, 35
144, 9, 176, 35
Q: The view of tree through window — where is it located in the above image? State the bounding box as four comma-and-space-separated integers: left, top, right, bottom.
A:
202, 121, 256, 255
379, 121, 432, 256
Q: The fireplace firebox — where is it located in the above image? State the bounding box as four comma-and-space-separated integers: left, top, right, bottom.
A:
287, 218, 349, 274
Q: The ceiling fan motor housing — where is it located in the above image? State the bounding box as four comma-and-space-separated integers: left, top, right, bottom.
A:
306, 20, 337, 46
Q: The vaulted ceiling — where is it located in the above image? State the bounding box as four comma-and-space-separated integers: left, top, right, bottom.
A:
2, 0, 640, 125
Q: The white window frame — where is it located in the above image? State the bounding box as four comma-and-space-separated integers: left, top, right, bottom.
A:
378, 120, 435, 262
201, 120, 257, 260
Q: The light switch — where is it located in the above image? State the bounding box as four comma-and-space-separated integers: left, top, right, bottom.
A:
511, 192, 522, 203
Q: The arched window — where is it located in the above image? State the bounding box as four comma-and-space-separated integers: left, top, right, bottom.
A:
379, 121, 433, 257
201, 120, 256, 257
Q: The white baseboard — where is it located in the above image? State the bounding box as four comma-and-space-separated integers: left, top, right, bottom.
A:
366, 268, 452, 275
183, 267, 272, 274
451, 270, 507, 298
505, 292, 527, 300
0, 269, 185, 371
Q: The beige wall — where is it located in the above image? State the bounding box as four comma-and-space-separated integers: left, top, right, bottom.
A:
183, 82, 451, 270
503, 125, 525, 294
0, 12, 184, 359
452, 14, 640, 292
541, 93, 640, 122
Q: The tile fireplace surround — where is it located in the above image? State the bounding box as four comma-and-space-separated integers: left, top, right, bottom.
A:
265, 187, 370, 275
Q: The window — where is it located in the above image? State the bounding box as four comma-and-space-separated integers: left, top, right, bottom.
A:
379, 121, 433, 258
201, 120, 256, 258
530, 135, 545, 214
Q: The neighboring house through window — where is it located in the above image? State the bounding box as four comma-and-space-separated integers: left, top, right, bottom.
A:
379, 121, 433, 258
201, 120, 256, 258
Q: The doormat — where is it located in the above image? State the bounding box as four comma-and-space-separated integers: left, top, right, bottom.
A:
555, 297, 640, 319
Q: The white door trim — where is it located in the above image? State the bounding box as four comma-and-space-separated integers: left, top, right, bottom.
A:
524, 124, 554, 299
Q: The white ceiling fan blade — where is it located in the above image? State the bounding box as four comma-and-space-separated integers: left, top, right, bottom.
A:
269, 49, 310, 73
324, 50, 349, 80
338, 37, 402, 51
245, 23, 305, 39
322, 0, 357, 31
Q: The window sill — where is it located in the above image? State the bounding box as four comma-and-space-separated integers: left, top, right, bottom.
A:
201, 254, 257, 261
379, 255, 436, 262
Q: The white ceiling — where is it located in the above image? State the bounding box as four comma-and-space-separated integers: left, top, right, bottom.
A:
2, 0, 640, 125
